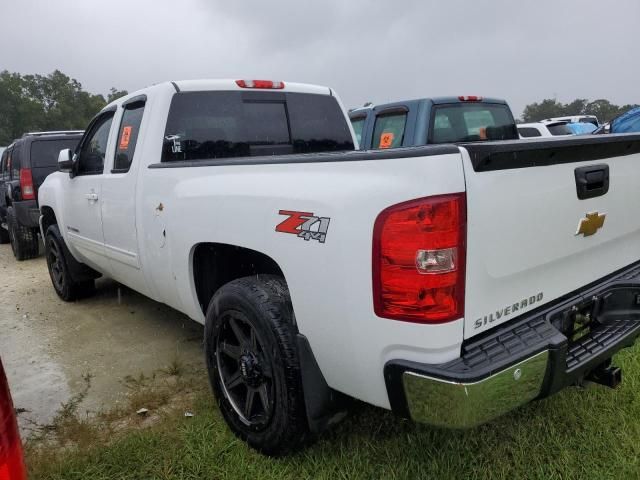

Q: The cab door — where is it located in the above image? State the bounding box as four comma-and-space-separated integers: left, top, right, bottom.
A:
62, 110, 115, 273
100, 96, 150, 296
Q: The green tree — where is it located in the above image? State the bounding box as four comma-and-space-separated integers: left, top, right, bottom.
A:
107, 87, 128, 103
584, 99, 622, 123
521, 99, 566, 123
0, 70, 125, 145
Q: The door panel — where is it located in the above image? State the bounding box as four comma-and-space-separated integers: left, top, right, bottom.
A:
62, 112, 115, 274
101, 100, 150, 295
63, 175, 107, 270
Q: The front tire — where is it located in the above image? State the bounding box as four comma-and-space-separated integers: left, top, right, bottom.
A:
44, 225, 94, 301
7, 207, 39, 260
204, 275, 310, 456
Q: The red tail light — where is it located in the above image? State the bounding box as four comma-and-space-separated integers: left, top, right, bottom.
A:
235, 79, 285, 89
458, 95, 483, 102
0, 360, 26, 480
18, 169, 34, 201
373, 194, 466, 323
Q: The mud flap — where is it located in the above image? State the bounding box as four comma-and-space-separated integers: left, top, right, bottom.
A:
296, 334, 347, 433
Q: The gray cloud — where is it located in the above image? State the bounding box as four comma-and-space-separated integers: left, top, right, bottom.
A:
1, 0, 638, 116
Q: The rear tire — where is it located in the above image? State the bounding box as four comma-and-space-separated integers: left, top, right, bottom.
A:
7, 206, 39, 260
204, 275, 310, 456
44, 224, 94, 301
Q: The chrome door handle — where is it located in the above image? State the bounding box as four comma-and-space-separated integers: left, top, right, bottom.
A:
85, 193, 99, 201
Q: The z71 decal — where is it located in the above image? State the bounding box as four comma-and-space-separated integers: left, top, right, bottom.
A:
276, 210, 330, 243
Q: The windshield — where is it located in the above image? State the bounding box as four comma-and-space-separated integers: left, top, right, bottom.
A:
430, 103, 518, 144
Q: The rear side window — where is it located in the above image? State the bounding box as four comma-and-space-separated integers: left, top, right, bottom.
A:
161, 91, 354, 162
349, 116, 366, 146
431, 103, 518, 143
30, 139, 81, 168
518, 127, 542, 138
11, 145, 21, 179
372, 112, 406, 149
114, 101, 145, 172
547, 124, 573, 136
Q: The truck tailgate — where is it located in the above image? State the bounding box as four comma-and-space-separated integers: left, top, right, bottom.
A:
461, 135, 640, 339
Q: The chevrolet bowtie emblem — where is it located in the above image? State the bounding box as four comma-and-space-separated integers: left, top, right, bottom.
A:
576, 212, 606, 237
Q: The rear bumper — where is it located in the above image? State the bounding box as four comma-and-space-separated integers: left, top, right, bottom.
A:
384, 261, 640, 428
13, 200, 40, 228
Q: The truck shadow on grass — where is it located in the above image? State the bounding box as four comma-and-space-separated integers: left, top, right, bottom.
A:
25, 344, 640, 480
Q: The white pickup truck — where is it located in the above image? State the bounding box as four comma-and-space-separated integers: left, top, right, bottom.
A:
39, 79, 640, 455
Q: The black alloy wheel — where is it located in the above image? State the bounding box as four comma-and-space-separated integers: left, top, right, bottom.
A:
216, 311, 275, 429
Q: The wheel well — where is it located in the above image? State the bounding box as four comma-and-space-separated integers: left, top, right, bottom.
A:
193, 243, 287, 315
40, 206, 57, 234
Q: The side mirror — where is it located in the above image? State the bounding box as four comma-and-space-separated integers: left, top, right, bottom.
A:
58, 149, 74, 173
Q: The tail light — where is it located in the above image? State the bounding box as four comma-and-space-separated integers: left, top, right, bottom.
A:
0, 360, 26, 480
18, 169, 35, 201
373, 193, 466, 323
235, 79, 285, 89
458, 95, 483, 102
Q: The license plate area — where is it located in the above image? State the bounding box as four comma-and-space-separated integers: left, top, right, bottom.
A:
549, 298, 598, 345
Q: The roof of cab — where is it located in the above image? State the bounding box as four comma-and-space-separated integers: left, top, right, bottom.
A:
101, 79, 334, 114
349, 96, 510, 117
173, 79, 331, 96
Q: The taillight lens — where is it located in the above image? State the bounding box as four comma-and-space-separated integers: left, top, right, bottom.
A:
235, 79, 285, 89
0, 360, 26, 480
19, 169, 35, 201
373, 193, 466, 323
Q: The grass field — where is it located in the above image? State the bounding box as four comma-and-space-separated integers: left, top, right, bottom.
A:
26, 345, 640, 480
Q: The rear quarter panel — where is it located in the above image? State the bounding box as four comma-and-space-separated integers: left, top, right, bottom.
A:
139, 150, 466, 408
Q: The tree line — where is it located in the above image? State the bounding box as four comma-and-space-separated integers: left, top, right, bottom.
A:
0, 70, 638, 145
0, 70, 127, 146
521, 98, 638, 124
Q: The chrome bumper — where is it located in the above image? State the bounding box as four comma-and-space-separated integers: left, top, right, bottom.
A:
402, 351, 548, 428
384, 261, 640, 429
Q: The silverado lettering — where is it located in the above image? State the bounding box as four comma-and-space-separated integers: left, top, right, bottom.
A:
474, 292, 544, 329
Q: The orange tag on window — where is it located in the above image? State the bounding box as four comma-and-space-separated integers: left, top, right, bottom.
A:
119, 126, 133, 150
379, 132, 394, 149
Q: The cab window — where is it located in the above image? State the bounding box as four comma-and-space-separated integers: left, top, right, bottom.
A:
77, 113, 114, 175
518, 127, 542, 138
114, 101, 145, 173
372, 112, 406, 149
350, 116, 366, 146
431, 103, 518, 143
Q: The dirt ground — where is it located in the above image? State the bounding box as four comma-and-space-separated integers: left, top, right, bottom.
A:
0, 243, 205, 435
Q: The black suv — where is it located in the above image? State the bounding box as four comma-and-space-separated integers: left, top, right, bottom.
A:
0, 131, 83, 260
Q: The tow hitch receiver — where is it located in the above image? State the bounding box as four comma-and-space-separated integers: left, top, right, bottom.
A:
587, 361, 622, 389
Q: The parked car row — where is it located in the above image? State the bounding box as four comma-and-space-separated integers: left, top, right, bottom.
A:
517, 119, 597, 138
28, 78, 640, 456
347, 97, 618, 149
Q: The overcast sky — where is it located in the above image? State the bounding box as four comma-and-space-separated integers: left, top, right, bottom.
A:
1, 0, 637, 117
